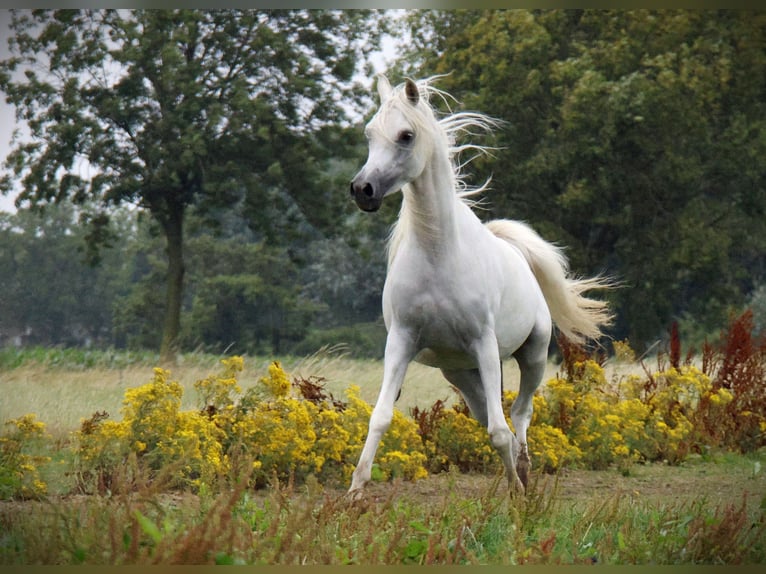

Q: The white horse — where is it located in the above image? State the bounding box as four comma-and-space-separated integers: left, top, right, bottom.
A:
348, 75, 612, 494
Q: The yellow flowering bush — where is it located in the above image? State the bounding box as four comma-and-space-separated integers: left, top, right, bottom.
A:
526, 423, 582, 473
415, 348, 748, 476
72, 359, 428, 492
73, 412, 132, 493
620, 366, 734, 463
0, 414, 50, 499
427, 406, 497, 474
11, 313, 766, 495
336, 384, 428, 483
194, 355, 243, 411
74, 366, 227, 493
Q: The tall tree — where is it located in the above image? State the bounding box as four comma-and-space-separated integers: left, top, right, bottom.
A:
0, 9, 382, 362
404, 9, 766, 347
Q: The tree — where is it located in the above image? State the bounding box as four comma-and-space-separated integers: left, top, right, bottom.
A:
0, 9, 382, 362
404, 9, 766, 347
0, 203, 133, 347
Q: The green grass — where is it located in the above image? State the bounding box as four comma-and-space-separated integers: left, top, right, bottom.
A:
1, 458, 764, 565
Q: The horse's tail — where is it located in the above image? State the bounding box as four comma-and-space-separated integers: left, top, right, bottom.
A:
486, 219, 614, 344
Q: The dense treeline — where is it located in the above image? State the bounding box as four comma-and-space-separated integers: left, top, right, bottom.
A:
1, 9, 764, 357
0, 201, 387, 356
399, 10, 766, 346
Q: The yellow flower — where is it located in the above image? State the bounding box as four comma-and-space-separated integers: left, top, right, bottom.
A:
261, 361, 291, 398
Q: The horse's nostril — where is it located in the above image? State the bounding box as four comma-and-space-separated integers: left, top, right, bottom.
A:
363, 183, 374, 198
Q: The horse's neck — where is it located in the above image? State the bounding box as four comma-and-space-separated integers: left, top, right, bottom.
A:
392, 151, 461, 264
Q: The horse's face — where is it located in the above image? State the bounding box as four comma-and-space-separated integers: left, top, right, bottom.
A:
350, 78, 428, 212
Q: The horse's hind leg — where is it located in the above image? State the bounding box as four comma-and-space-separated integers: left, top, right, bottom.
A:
512, 320, 551, 490
441, 368, 489, 427
442, 367, 524, 492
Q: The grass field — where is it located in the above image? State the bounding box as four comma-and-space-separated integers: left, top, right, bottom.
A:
1, 345, 615, 438
1, 347, 764, 564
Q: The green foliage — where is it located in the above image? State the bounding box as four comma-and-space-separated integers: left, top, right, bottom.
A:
2, 10, 765, 357
406, 9, 766, 348
0, 206, 132, 348
0, 9, 383, 360
182, 235, 319, 354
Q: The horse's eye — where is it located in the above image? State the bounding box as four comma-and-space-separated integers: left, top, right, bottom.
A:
397, 130, 415, 144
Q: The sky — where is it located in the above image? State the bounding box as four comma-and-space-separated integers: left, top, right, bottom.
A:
0, 9, 17, 212
0, 8, 403, 214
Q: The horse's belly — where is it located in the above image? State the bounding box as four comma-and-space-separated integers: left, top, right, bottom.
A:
413, 347, 477, 370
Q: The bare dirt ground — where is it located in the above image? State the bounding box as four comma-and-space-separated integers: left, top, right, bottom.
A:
338, 453, 766, 511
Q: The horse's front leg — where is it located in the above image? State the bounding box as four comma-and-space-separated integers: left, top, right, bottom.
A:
473, 330, 524, 494
349, 326, 416, 494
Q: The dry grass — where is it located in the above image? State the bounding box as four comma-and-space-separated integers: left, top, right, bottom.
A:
0, 347, 649, 440
2, 454, 764, 565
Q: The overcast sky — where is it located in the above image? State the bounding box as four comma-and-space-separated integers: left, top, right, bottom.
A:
1, 9, 17, 212
0, 9, 403, 214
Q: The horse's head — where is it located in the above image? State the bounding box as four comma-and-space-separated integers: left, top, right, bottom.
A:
350, 75, 433, 212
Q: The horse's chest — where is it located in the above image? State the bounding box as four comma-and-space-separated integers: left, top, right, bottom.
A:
383, 259, 489, 348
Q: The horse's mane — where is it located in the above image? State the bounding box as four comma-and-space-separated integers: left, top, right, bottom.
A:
380, 76, 502, 267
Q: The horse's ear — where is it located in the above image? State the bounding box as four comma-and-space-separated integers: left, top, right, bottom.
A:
405, 78, 419, 105
376, 74, 392, 102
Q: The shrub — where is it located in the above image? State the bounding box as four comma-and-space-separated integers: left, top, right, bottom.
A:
526, 423, 582, 473
71, 358, 428, 493
0, 414, 50, 499
74, 367, 227, 494
16, 308, 766, 495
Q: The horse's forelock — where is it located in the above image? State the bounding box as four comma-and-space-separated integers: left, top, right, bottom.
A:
368, 82, 438, 146
371, 76, 499, 196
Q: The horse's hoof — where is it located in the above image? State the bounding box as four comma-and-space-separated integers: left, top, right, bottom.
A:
346, 486, 366, 502
508, 475, 526, 498
517, 463, 529, 492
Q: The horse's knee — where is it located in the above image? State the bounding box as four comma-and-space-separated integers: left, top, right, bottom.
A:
368, 404, 393, 436
488, 424, 514, 453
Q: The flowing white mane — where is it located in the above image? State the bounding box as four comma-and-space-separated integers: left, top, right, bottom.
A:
378, 77, 503, 266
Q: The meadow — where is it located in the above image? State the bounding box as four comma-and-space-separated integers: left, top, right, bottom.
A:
1, 336, 765, 565
0, 345, 562, 438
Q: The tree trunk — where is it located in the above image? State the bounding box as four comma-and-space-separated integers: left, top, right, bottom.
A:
159, 205, 185, 365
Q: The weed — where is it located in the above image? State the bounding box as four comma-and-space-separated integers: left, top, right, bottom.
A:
0, 414, 50, 499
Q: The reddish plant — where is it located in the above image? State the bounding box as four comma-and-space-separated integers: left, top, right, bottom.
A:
669, 321, 682, 369
292, 374, 346, 411
411, 399, 448, 443
703, 309, 766, 452
556, 334, 606, 382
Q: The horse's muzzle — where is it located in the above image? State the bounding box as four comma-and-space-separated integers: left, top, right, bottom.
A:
350, 178, 382, 212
